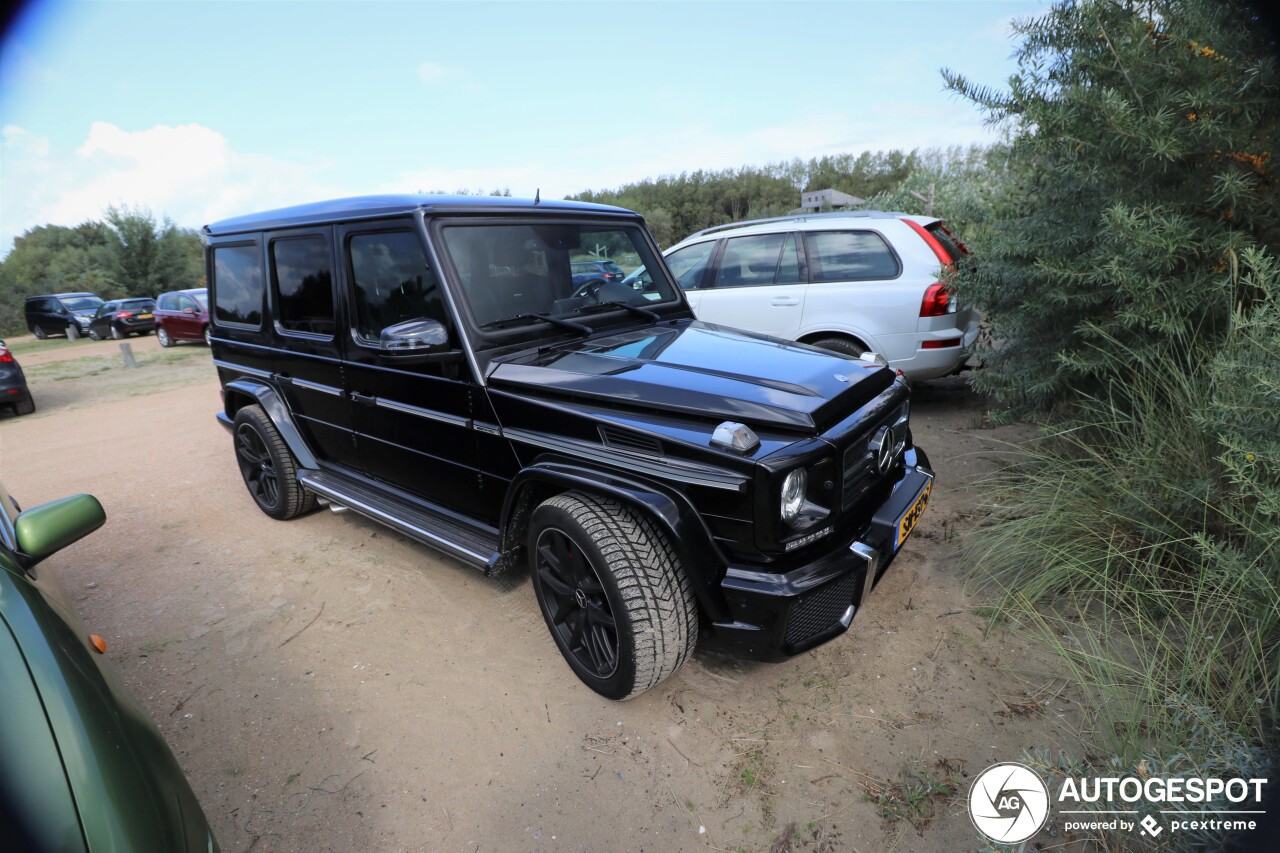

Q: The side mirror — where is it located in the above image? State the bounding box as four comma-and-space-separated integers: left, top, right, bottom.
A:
183, 308, 196, 315
14, 494, 106, 563
380, 318, 450, 353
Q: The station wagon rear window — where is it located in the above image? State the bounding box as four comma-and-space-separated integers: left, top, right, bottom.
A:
804, 231, 900, 282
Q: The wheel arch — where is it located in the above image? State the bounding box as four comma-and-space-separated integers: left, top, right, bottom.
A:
797, 329, 871, 352
218, 379, 318, 470
500, 461, 733, 622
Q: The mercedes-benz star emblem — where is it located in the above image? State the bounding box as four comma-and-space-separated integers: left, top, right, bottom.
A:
869, 426, 896, 475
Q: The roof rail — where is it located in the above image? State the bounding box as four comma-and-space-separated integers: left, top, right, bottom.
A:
684, 209, 912, 240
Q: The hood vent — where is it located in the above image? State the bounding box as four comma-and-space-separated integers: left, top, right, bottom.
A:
599, 426, 663, 457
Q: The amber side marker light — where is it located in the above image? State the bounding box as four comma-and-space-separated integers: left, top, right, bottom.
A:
89, 634, 107, 654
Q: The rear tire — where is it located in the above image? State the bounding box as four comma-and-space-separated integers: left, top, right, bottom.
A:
811, 336, 870, 358
32, 326, 47, 340
66, 324, 80, 340
14, 398, 35, 416
88, 328, 102, 341
110, 325, 124, 340
529, 491, 697, 700
232, 405, 316, 520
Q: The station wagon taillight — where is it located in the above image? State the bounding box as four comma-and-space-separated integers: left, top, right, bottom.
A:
116, 311, 133, 318
0, 348, 13, 363
902, 218, 954, 269
920, 282, 955, 317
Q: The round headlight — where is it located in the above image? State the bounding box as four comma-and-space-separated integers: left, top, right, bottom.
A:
781, 468, 807, 523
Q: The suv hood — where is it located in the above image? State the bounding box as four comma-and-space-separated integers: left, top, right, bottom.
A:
488, 320, 894, 433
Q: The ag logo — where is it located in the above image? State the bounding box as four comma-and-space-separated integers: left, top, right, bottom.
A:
968, 762, 1050, 843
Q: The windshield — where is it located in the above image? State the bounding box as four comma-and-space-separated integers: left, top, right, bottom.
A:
438, 221, 677, 330
62, 296, 103, 312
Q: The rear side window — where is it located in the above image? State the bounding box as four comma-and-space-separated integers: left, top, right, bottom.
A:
714, 233, 802, 288
348, 231, 448, 343
157, 294, 174, 310
213, 245, 264, 327
804, 231, 900, 282
271, 236, 335, 336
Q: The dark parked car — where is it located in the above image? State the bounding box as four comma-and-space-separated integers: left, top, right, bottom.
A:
24, 292, 104, 340
87, 298, 156, 340
0, 340, 35, 416
154, 288, 211, 347
570, 259, 626, 288
207, 195, 933, 700
0, 479, 219, 851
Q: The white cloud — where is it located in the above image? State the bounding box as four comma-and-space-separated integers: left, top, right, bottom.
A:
0, 121, 341, 255
416, 60, 456, 85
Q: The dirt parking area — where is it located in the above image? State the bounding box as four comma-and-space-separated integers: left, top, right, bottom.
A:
1, 334, 1081, 852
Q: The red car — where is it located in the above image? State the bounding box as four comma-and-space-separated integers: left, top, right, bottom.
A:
154, 288, 210, 347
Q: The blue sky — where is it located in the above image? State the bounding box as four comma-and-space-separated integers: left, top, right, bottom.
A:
0, 0, 1044, 255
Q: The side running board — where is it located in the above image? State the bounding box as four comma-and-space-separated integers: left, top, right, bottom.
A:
297, 469, 501, 571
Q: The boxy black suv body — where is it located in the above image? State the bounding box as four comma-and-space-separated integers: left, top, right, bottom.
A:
206, 195, 934, 699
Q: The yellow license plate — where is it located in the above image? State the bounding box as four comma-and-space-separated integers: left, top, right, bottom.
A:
895, 479, 933, 550
138, 313, 153, 319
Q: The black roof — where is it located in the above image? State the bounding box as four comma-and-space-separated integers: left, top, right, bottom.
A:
203, 194, 634, 237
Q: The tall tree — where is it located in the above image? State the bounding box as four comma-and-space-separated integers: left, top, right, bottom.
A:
103, 205, 202, 297
945, 0, 1280, 416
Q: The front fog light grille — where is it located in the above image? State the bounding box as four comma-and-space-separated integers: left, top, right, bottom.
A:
784, 574, 857, 645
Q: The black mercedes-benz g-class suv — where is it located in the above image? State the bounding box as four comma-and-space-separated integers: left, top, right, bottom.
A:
206, 195, 934, 700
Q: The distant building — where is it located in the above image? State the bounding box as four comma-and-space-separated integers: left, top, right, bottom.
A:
797, 188, 864, 213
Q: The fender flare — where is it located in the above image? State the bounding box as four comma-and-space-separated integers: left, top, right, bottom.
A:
218, 379, 318, 470
501, 461, 733, 622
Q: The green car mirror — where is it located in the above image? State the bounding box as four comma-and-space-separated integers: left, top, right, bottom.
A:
14, 494, 106, 562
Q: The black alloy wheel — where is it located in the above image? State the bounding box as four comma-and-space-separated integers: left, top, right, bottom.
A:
529, 492, 697, 700
231, 405, 315, 520
534, 525, 619, 679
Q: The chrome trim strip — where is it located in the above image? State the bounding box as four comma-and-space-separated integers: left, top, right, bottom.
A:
376, 398, 471, 429
504, 427, 746, 492
299, 476, 489, 563
850, 541, 881, 605
290, 378, 344, 397
473, 422, 502, 436
212, 360, 272, 380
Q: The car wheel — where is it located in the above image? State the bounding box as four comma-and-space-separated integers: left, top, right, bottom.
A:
811, 336, 871, 359
14, 398, 35, 416
88, 328, 102, 341
204, 326, 212, 346
32, 326, 47, 340
157, 327, 173, 347
528, 491, 697, 700
232, 405, 316, 520
66, 324, 80, 340
110, 325, 125, 340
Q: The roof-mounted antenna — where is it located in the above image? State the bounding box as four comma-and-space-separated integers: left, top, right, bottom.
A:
534, 188, 541, 205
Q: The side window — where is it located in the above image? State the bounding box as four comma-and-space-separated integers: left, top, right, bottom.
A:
271, 236, 335, 336
213, 244, 264, 327
714, 233, 801, 288
665, 242, 715, 290
348, 231, 449, 344
156, 294, 172, 311
178, 296, 198, 312
804, 231, 900, 282
97, 303, 115, 317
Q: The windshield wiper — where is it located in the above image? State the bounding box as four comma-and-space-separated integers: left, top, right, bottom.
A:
484, 312, 594, 336
576, 300, 659, 321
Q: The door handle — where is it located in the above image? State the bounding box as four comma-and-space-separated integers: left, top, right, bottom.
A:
350, 392, 377, 406
770, 297, 800, 307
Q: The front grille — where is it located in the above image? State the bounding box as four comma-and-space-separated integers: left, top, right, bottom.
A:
842, 409, 906, 510
784, 573, 857, 645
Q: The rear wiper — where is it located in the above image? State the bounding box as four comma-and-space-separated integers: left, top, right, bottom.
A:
485, 312, 593, 336
577, 300, 659, 321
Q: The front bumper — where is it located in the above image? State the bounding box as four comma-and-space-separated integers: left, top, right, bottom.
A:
704, 447, 934, 661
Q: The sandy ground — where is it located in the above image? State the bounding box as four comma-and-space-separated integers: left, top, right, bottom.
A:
1, 334, 1083, 853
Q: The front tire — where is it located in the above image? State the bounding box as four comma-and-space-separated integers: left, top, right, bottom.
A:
529, 492, 697, 700
110, 325, 125, 340
31, 326, 47, 340
66, 324, 80, 340
14, 398, 35, 416
232, 405, 316, 520
157, 327, 173, 347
